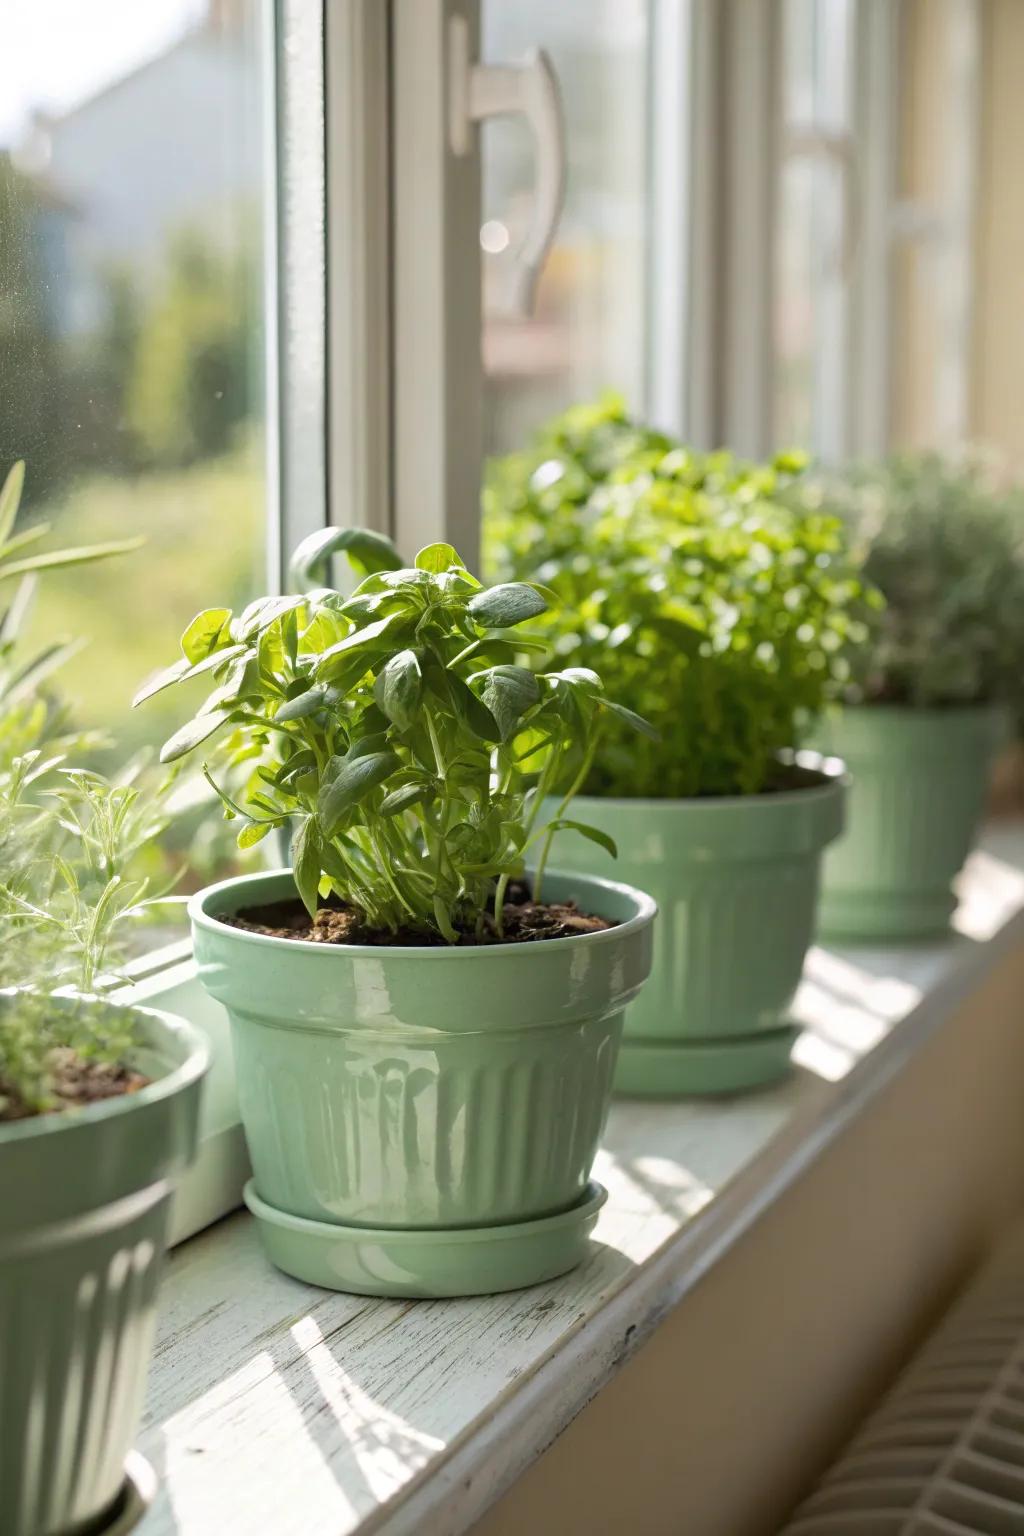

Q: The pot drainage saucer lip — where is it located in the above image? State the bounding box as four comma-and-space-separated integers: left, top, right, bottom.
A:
243, 1178, 607, 1299
89, 1452, 158, 1536
615, 1024, 799, 1099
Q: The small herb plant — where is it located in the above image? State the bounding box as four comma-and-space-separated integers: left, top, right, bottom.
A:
0, 756, 171, 1116
0, 461, 141, 771
804, 453, 1024, 709
139, 535, 651, 940
484, 396, 875, 798
0, 457, 163, 1118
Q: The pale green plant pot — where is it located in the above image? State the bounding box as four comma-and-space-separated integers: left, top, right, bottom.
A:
817, 705, 1001, 941
540, 754, 846, 1097
190, 867, 655, 1298
0, 999, 208, 1536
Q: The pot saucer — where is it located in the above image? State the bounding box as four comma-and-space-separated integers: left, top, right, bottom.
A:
615, 1024, 799, 1098
85, 1452, 158, 1536
243, 1179, 608, 1298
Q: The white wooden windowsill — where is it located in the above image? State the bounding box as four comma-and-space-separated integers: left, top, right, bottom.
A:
136, 826, 1024, 1536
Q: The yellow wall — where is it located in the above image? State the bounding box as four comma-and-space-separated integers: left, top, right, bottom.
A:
971, 0, 1024, 469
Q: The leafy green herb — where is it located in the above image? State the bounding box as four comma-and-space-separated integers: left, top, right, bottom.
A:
141, 537, 652, 938
802, 453, 1024, 709
0, 750, 174, 1116
484, 395, 875, 797
0, 458, 166, 1117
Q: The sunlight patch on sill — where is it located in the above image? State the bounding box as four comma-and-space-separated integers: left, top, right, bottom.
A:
593, 1147, 713, 1252
163, 1349, 357, 1532
793, 948, 926, 1082
954, 850, 1024, 942
289, 1315, 443, 1501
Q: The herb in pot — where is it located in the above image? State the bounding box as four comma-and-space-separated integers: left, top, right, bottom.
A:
0, 754, 172, 1118
138, 534, 652, 943
484, 396, 875, 798
803, 452, 1024, 709
0, 457, 169, 1119
799, 453, 1024, 941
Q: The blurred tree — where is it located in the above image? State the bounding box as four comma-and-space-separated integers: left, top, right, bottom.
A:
128, 228, 255, 467
65, 264, 144, 474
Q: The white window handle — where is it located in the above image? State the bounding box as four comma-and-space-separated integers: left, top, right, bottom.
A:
448, 14, 566, 317
784, 125, 861, 281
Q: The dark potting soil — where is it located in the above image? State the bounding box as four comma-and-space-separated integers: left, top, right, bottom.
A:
224, 880, 615, 948
0, 1048, 149, 1122
758, 762, 831, 794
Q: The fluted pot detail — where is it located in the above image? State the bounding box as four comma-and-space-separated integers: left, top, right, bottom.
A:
817, 705, 1001, 941
541, 755, 846, 1096
0, 1002, 208, 1536
190, 868, 655, 1296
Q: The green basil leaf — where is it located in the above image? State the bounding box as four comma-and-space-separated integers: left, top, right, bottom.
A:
467, 583, 548, 628
415, 542, 461, 574
314, 613, 402, 678
445, 670, 501, 743
180, 608, 231, 664
318, 749, 400, 835
374, 648, 423, 730
345, 730, 390, 759
476, 664, 540, 741
289, 526, 403, 589
379, 782, 434, 817
275, 685, 330, 722
237, 821, 272, 850
293, 816, 323, 918
233, 594, 306, 643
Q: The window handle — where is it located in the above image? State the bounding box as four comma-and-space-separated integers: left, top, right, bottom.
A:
783, 125, 861, 280
448, 14, 566, 317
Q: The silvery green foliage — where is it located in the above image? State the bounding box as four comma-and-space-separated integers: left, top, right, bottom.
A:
484, 397, 875, 798
806, 453, 1024, 708
141, 533, 649, 940
0, 459, 163, 1115
0, 756, 170, 1115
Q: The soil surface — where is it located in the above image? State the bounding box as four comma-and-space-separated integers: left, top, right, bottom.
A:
224, 879, 615, 947
0, 1050, 149, 1122
761, 762, 834, 794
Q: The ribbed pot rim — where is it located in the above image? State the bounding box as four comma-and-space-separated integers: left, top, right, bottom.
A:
190, 865, 657, 961
567, 748, 848, 812
825, 702, 1005, 756
839, 701, 1003, 723
0, 997, 210, 1147
847, 700, 1007, 715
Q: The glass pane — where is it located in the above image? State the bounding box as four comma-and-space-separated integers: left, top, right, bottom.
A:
0, 0, 269, 763
480, 0, 650, 454
891, 0, 978, 448
776, 0, 855, 457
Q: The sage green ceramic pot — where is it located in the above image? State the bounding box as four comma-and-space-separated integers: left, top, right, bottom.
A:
0, 999, 208, 1536
541, 754, 846, 1096
817, 705, 1001, 941
190, 867, 655, 1297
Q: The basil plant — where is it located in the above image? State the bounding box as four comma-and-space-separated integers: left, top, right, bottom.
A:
485, 397, 875, 799
137, 533, 651, 940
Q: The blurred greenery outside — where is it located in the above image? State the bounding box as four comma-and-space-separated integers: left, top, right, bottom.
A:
2, 158, 267, 914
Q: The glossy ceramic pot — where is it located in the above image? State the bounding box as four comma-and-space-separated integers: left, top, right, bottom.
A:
817, 705, 1001, 940
540, 754, 846, 1095
0, 999, 208, 1536
190, 868, 654, 1295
